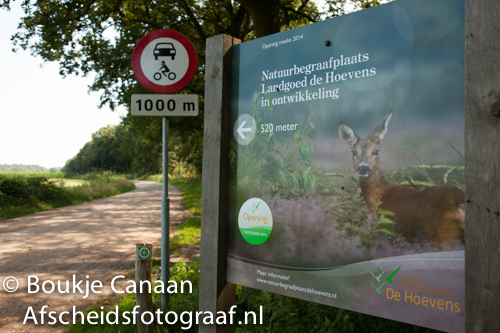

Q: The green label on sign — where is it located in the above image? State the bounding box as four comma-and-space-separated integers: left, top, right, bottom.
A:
238, 198, 273, 245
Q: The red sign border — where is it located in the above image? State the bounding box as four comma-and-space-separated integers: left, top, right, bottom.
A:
131, 29, 197, 94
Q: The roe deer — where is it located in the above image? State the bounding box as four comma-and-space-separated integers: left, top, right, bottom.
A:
338, 112, 465, 245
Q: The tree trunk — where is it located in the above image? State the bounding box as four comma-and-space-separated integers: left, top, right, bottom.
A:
236, 0, 281, 37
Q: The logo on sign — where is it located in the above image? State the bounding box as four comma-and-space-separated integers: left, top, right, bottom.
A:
238, 198, 273, 245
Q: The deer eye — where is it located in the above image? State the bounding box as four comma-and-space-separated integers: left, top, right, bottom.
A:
351, 151, 357, 157
372, 150, 379, 156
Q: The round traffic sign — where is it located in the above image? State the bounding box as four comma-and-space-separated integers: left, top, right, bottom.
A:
131, 29, 197, 94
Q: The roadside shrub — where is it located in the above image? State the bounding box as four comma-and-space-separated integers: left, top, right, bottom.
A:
0, 172, 77, 179
0, 176, 64, 207
80, 171, 125, 186
0, 173, 135, 220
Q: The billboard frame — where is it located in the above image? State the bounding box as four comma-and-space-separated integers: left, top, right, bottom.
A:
199, 1, 500, 331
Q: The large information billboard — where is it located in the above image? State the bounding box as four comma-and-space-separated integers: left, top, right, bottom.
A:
227, 0, 465, 331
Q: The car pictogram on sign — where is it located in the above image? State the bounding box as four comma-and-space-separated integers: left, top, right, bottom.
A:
154, 42, 176, 60
131, 29, 197, 94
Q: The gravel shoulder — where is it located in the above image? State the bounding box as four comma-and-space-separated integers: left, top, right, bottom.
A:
0, 181, 194, 332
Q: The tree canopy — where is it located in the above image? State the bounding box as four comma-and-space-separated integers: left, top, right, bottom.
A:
1, 0, 385, 174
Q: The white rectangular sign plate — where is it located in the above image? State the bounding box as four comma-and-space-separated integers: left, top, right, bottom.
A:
131, 94, 198, 116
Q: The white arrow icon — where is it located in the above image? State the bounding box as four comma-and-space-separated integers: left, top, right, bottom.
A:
234, 114, 256, 145
237, 121, 252, 139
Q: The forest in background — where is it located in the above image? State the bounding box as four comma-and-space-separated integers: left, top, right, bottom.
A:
0, 164, 61, 173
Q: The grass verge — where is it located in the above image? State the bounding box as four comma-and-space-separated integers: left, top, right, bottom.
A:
0, 173, 135, 221
141, 174, 202, 253
64, 260, 200, 333
168, 176, 202, 253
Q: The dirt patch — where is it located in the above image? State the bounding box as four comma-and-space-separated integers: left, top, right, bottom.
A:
0, 181, 197, 332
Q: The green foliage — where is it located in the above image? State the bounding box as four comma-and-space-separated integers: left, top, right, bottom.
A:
0, 164, 61, 173
80, 171, 128, 185
233, 92, 320, 194
140, 174, 164, 183
293, 113, 316, 166
331, 180, 370, 237
65, 179, 135, 203
0, 173, 135, 220
325, 175, 398, 250
0, 175, 64, 207
0, 172, 78, 179
63, 260, 200, 333
168, 176, 202, 216
394, 165, 465, 189
138, 174, 202, 215
170, 217, 201, 252
351, 0, 394, 10
166, 175, 202, 252
374, 209, 396, 236
62, 125, 136, 174
135, 174, 203, 253
158, 260, 201, 322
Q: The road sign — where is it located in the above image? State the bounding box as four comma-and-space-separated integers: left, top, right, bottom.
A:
131, 29, 197, 94
131, 94, 198, 116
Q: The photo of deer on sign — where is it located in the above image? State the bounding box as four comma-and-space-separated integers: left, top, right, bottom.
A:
339, 112, 465, 248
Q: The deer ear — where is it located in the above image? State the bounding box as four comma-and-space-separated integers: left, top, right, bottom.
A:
339, 123, 358, 145
370, 112, 392, 141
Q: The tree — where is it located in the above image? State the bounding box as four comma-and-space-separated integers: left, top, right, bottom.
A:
62, 124, 136, 174
0, 0, 353, 174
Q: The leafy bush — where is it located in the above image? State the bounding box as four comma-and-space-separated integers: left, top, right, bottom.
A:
0, 173, 135, 220
0, 176, 64, 207
80, 171, 126, 186
0, 172, 77, 179
65, 180, 135, 203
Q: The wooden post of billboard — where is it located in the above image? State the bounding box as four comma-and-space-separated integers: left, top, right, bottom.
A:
465, 0, 500, 332
199, 34, 240, 333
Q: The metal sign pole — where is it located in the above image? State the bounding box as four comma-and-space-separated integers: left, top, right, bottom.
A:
161, 116, 169, 311
130, 28, 197, 314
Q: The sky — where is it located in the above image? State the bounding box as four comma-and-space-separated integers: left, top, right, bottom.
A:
0, 4, 126, 169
